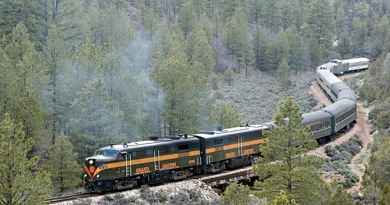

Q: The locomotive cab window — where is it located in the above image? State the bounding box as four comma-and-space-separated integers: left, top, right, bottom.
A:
95, 149, 119, 158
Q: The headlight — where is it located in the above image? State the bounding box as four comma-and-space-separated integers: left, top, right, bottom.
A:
88, 159, 94, 165
96, 174, 100, 179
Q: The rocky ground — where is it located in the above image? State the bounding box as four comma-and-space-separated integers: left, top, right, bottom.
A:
213, 68, 317, 124
55, 180, 220, 205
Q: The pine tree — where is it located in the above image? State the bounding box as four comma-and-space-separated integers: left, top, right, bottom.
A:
307, 0, 334, 65
277, 57, 290, 88
152, 30, 200, 134
0, 0, 47, 49
380, 184, 390, 205
326, 186, 354, 205
209, 102, 241, 129
46, 24, 66, 144
224, 7, 252, 74
178, 1, 194, 38
0, 23, 46, 140
253, 97, 320, 204
271, 191, 297, 205
46, 136, 80, 192
189, 23, 215, 85
0, 114, 52, 204
223, 182, 250, 205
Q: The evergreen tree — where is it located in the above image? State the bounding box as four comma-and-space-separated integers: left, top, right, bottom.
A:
278, 57, 290, 88
223, 182, 250, 205
271, 191, 297, 205
253, 97, 320, 204
326, 186, 354, 205
46, 136, 80, 192
307, 0, 334, 65
189, 23, 215, 84
0, 0, 46, 48
209, 102, 241, 129
380, 184, 390, 205
178, 1, 194, 38
46, 25, 66, 144
152, 30, 201, 134
0, 114, 51, 204
0, 23, 46, 140
224, 7, 252, 74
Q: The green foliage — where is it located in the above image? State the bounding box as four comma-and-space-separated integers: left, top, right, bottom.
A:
380, 184, 390, 205
46, 136, 81, 192
224, 67, 235, 86
277, 56, 290, 88
0, 0, 47, 48
153, 29, 208, 134
0, 114, 52, 204
306, 0, 334, 65
323, 136, 362, 188
326, 185, 354, 205
364, 134, 390, 204
224, 7, 252, 73
0, 23, 45, 140
253, 97, 320, 204
271, 191, 297, 205
209, 102, 241, 129
223, 182, 250, 205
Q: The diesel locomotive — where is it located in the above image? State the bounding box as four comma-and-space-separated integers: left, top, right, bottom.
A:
83, 58, 368, 192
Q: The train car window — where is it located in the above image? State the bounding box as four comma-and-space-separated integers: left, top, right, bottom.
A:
178, 144, 189, 150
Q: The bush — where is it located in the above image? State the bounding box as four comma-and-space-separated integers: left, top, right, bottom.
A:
323, 136, 363, 188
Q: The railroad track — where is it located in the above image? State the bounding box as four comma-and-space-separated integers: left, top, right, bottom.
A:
46, 192, 99, 204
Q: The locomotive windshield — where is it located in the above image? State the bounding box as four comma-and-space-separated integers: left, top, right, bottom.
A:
95, 149, 119, 157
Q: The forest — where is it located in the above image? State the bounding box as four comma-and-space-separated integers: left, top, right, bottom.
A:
0, 0, 390, 204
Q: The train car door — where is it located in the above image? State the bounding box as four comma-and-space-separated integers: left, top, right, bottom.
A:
153, 147, 160, 171
120, 151, 132, 177
237, 135, 243, 157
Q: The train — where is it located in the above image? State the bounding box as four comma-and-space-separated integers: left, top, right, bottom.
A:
83, 57, 369, 192
318, 57, 369, 75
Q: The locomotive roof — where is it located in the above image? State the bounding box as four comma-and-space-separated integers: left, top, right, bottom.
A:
100, 135, 199, 151
194, 125, 267, 139
302, 110, 331, 124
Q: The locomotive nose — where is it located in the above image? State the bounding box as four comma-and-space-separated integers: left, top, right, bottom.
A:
84, 158, 97, 178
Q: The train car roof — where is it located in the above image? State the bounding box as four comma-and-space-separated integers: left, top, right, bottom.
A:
337, 89, 357, 102
341, 58, 369, 64
331, 82, 350, 94
322, 99, 355, 115
194, 125, 267, 139
302, 110, 331, 124
317, 69, 342, 85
